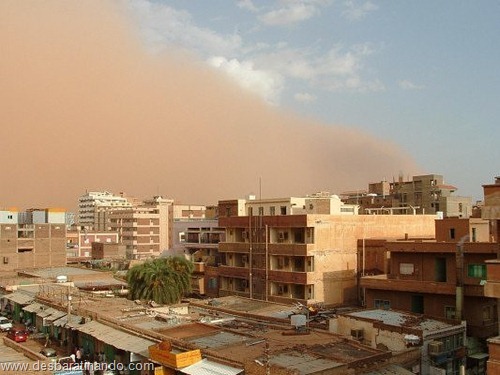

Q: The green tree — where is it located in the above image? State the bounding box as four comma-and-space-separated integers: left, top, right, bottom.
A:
127, 256, 194, 304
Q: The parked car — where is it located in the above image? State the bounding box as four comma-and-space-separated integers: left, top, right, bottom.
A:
40, 347, 58, 361
6, 327, 28, 342
0, 316, 13, 331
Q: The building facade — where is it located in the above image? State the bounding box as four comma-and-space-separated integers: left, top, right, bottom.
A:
108, 196, 173, 259
78, 191, 133, 231
342, 174, 473, 218
214, 195, 436, 306
332, 309, 467, 375
0, 208, 66, 271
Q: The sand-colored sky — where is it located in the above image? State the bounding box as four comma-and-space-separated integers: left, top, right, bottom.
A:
0, 1, 419, 211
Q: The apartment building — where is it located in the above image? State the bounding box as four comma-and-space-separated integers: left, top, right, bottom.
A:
481, 176, 500, 373
360, 217, 499, 341
342, 174, 472, 218
214, 194, 436, 306
78, 191, 133, 231
0, 208, 66, 271
171, 219, 224, 295
108, 196, 173, 259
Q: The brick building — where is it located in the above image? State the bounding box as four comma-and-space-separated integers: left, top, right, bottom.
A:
0, 208, 66, 271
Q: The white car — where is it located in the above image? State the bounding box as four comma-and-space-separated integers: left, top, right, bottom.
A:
0, 316, 13, 331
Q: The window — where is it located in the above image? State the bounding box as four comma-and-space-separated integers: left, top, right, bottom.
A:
472, 228, 477, 242
374, 299, 390, 310
7, 215, 12, 219
258, 207, 264, 216
483, 305, 494, 321
467, 264, 486, 278
445, 306, 456, 320
449, 228, 455, 240
458, 203, 463, 213
399, 263, 415, 275
280, 206, 287, 215
270, 206, 276, 216
435, 258, 447, 282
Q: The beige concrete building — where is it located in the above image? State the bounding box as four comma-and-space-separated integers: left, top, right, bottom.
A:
108, 196, 173, 259
0, 208, 66, 271
215, 196, 436, 306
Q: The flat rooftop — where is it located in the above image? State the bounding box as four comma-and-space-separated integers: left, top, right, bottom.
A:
345, 309, 460, 332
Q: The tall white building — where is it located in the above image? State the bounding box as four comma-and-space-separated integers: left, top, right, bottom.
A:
78, 191, 133, 231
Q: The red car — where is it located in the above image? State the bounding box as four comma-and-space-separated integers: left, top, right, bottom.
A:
6, 327, 29, 342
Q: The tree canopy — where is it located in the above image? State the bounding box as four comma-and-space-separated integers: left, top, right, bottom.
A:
127, 256, 194, 304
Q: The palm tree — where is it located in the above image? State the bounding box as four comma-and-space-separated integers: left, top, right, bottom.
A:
127, 256, 194, 304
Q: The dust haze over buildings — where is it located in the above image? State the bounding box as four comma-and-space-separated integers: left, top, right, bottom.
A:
0, 1, 420, 210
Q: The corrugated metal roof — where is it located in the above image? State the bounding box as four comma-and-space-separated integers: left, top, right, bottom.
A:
23, 302, 45, 313
1, 291, 35, 305
364, 364, 414, 374
52, 314, 84, 328
74, 320, 156, 357
180, 359, 243, 375
347, 309, 453, 332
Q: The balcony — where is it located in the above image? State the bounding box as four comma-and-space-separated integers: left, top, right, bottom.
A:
268, 270, 308, 284
360, 275, 455, 294
219, 242, 313, 256
193, 262, 205, 273
217, 265, 249, 278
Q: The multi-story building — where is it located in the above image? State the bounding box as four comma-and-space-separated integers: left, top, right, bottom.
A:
78, 191, 133, 231
171, 220, 225, 296
342, 174, 472, 218
0, 208, 66, 271
108, 196, 173, 259
172, 204, 207, 221
481, 176, 500, 373
66, 228, 119, 259
213, 194, 436, 306
360, 218, 498, 341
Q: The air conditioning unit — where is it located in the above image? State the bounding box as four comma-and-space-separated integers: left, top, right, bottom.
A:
278, 231, 285, 240
428, 341, 444, 355
351, 328, 364, 340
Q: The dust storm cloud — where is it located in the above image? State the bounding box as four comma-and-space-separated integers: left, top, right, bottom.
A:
0, 1, 419, 210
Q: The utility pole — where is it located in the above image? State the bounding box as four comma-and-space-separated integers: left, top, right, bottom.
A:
264, 341, 270, 375
67, 284, 72, 355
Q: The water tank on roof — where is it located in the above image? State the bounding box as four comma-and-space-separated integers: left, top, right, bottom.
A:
56, 275, 68, 283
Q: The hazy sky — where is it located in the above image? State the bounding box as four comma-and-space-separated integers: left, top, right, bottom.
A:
1, 1, 497, 210
125, 0, 500, 200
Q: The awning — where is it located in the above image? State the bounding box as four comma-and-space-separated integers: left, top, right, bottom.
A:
180, 359, 243, 375
74, 320, 156, 357
52, 314, 84, 328
23, 302, 45, 313
1, 292, 35, 305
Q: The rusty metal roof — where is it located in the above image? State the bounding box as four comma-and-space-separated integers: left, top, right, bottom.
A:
73, 320, 156, 357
